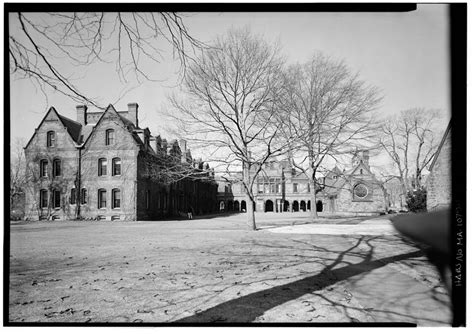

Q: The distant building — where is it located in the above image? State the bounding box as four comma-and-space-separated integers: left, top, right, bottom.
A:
426, 120, 451, 211
217, 150, 386, 215
24, 103, 217, 221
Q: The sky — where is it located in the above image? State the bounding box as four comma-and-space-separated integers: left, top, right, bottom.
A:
9, 5, 451, 172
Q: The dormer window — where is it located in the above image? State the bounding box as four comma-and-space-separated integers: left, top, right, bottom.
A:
106, 129, 115, 145
47, 131, 56, 147
360, 169, 363, 175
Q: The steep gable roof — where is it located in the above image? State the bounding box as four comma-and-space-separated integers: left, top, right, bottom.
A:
24, 106, 81, 149
57, 114, 82, 143
82, 103, 143, 148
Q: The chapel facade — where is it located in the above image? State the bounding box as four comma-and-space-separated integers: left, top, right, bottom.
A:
218, 150, 387, 215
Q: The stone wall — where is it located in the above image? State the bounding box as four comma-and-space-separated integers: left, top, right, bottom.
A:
427, 128, 451, 211
24, 111, 79, 220
80, 111, 139, 220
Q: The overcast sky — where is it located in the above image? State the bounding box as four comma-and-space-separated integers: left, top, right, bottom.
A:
10, 5, 451, 171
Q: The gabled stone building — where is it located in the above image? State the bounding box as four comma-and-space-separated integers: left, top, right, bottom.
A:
217, 150, 386, 215
24, 103, 217, 221
426, 120, 451, 211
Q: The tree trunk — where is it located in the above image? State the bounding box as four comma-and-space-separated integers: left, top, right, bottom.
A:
309, 181, 318, 220
243, 161, 257, 230
246, 193, 256, 230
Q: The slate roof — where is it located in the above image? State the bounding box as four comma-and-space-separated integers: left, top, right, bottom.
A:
57, 114, 82, 143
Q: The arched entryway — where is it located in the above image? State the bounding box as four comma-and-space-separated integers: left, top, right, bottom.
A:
316, 200, 323, 212
265, 200, 274, 212
234, 200, 240, 211
241, 200, 247, 212
292, 200, 299, 212
307, 200, 311, 211
219, 201, 225, 211
300, 200, 306, 212
227, 200, 233, 211
284, 200, 290, 212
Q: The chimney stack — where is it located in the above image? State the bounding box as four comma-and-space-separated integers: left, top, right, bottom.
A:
179, 139, 187, 163
127, 103, 139, 127
76, 105, 88, 125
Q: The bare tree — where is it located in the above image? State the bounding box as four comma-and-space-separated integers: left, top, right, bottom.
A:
9, 12, 206, 108
169, 28, 287, 230
277, 52, 382, 219
379, 108, 443, 204
10, 138, 27, 219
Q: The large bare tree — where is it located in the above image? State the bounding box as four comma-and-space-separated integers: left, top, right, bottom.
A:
380, 108, 444, 204
10, 138, 27, 218
277, 52, 382, 219
169, 28, 287, 230
9, 12, 206, 108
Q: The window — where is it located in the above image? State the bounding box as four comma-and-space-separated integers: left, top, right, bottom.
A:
258, 183, 263, 194
70, 189, 76, 204
40, 159, 48, 177
276, 183, 281, 193
112, 158, 121, 176
53, 159, 61, 177
98, 189, 107, 208
333, 175, 338, 180
360, 169, 363, 175
80, 188, 87, 204
47, 131, 56, 147
106, 129, 115, 146
53, 190, 61, 208
40, 189, 48, 208
98, 158, 107, 176
354, 184, 369, 199
112, 189, 121, 209
293, 183, 298, 193
307, 183, 311, 193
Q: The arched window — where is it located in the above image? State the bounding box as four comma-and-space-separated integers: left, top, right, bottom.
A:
40, 159, 48, 177
112, 189, 121, 209
53, 190, 61, 208
40, 189, 48, 208
112, 158, 121, 176
80, 188, 87, 204
47, 131, 56, 147
98, 158, 107, 176
70, 189, 76, 204
360, 169, 363, 175
98, 189, 107, 208
53, 159, 61, 177
106, 129, 115, 145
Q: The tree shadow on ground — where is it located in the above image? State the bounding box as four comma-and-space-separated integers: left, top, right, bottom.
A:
175, 236, 437, 323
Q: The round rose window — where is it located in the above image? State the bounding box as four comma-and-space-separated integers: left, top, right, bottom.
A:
354, 184, 368, 199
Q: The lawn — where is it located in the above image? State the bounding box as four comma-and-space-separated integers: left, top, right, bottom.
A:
8, 213, 451, 324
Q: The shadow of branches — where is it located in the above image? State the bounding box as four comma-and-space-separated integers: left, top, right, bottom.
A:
175, 235, 432, 323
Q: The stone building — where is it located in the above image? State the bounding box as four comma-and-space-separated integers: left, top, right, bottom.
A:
24, 103, 217, 221
426, 120, 451, 211
218, 150, 386, 215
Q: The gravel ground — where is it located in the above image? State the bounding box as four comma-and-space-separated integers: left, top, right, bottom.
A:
8, 213, 451, 325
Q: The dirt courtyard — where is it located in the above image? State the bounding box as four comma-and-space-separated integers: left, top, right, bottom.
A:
8, 213, 452, 324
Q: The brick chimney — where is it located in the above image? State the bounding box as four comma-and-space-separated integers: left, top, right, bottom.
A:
76, 105, 88, 125
127, 103, 139, 127
179, 139, 187, 163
